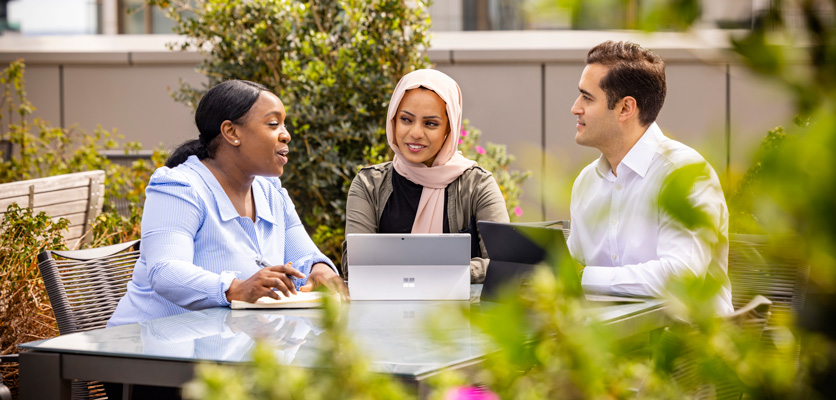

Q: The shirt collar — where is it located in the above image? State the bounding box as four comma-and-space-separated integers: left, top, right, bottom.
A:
251, 180, 277, 225
185, 156, 277, 224
618, 122, 665, 178
594, 154, 613, 179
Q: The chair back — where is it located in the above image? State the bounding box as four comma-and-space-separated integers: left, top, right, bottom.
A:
728, 233, 807, 376
0, 170, 106, 248
728, 233, 809, 322
513, 219, 571, 240
664, 296, 772, 400
37, 240, 140, 335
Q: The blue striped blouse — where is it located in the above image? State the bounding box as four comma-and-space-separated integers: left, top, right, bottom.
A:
108, 156, 335, 327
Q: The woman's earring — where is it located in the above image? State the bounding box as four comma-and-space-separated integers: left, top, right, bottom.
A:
234, 140, 239, 144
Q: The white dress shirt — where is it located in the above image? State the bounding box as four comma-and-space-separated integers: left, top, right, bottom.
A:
568, 123, 733, 314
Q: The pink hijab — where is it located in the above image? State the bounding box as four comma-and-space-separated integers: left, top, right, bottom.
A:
387, 69, 476, 233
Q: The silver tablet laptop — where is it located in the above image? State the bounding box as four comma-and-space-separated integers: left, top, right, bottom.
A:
346, 233, 471, 300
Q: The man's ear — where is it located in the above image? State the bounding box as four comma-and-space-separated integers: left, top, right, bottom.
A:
220, 120, 241, 146
617, 96, 638, 122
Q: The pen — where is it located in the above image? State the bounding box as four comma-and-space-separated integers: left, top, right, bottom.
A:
257, 258, 298, 289
256, 258, 271, 268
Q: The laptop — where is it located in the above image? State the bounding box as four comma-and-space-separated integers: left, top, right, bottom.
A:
477, 221, 570, 301
346, 233, 471, 300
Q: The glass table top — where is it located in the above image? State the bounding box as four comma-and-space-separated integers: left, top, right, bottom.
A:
20, 300, 493, 378
19, 289, 665, 378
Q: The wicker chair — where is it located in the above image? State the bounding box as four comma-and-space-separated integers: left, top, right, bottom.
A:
36, 240, 140, 399
728, 233, 809, 361
659, 295, 773, 400
728, 234, 809, 321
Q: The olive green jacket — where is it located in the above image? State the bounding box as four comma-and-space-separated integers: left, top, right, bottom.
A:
344, 161, 510, 283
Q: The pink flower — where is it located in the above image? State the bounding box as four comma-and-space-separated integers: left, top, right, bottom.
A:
475, 146, 485, 155
459, 138, 463, 144
514, 206, 523, 217
445, 386, 499, 400
460, 129, 468, 137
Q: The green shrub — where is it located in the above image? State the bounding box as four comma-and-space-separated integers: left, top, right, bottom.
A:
728, 123, 799, 235
458, 119, 531, 221
151, 0, 532, 261
0, 204, 66, 396
149, 0, 433, 260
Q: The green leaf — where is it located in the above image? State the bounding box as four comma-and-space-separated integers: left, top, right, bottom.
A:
659, 163, 714, 231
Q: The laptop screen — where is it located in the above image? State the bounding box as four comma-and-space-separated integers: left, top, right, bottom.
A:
477, 221, 570, 301
346, 233, 471, 266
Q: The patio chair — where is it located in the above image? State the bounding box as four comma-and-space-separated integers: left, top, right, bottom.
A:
35, 240, 140, 399
653, 234, 806, 398
0, 170, 106, 249
653, 295, 773, 399
728, 234, 809, 357
728, 234, 808, 318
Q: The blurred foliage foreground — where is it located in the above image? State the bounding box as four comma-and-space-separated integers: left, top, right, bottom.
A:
184, 259, 803, 399
0, 60, 168, 396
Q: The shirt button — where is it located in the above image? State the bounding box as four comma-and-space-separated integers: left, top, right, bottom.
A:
616, 184, 622, 190
611, 219, 617, 226
612, 254, 617, 260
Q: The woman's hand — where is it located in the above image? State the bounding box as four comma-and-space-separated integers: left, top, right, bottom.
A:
300, 263, 350, 301
225, 262, 305, 303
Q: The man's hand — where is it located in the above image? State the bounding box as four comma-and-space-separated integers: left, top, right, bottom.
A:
300, 263, 350, 301
226, 262, 305, 303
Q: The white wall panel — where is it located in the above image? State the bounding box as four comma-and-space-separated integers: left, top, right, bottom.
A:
658, 63, 728, 182
63, 65, 205, 151
437, 63, 544, 221
544, 63, 594, 221
728, 66, 794, 186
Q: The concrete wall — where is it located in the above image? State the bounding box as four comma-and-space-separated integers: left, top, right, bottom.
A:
0, 35, 205, 149
0, 31, 795, 221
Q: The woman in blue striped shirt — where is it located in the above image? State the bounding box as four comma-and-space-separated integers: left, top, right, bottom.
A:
108, 80, 346, 327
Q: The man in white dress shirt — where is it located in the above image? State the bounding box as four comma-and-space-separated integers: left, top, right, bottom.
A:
567, 41, 733, 314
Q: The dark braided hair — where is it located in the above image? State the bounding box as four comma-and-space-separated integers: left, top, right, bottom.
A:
166, 80, 269, 168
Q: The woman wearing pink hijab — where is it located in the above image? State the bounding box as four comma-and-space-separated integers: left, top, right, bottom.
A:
344, 69, 509, 282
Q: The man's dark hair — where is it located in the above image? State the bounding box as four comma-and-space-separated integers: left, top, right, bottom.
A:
586, 41, 666, 126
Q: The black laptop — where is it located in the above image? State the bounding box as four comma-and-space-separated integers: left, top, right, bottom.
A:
477, 220, 570, 301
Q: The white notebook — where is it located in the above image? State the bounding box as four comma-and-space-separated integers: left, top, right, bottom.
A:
230, 291, 337, 309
